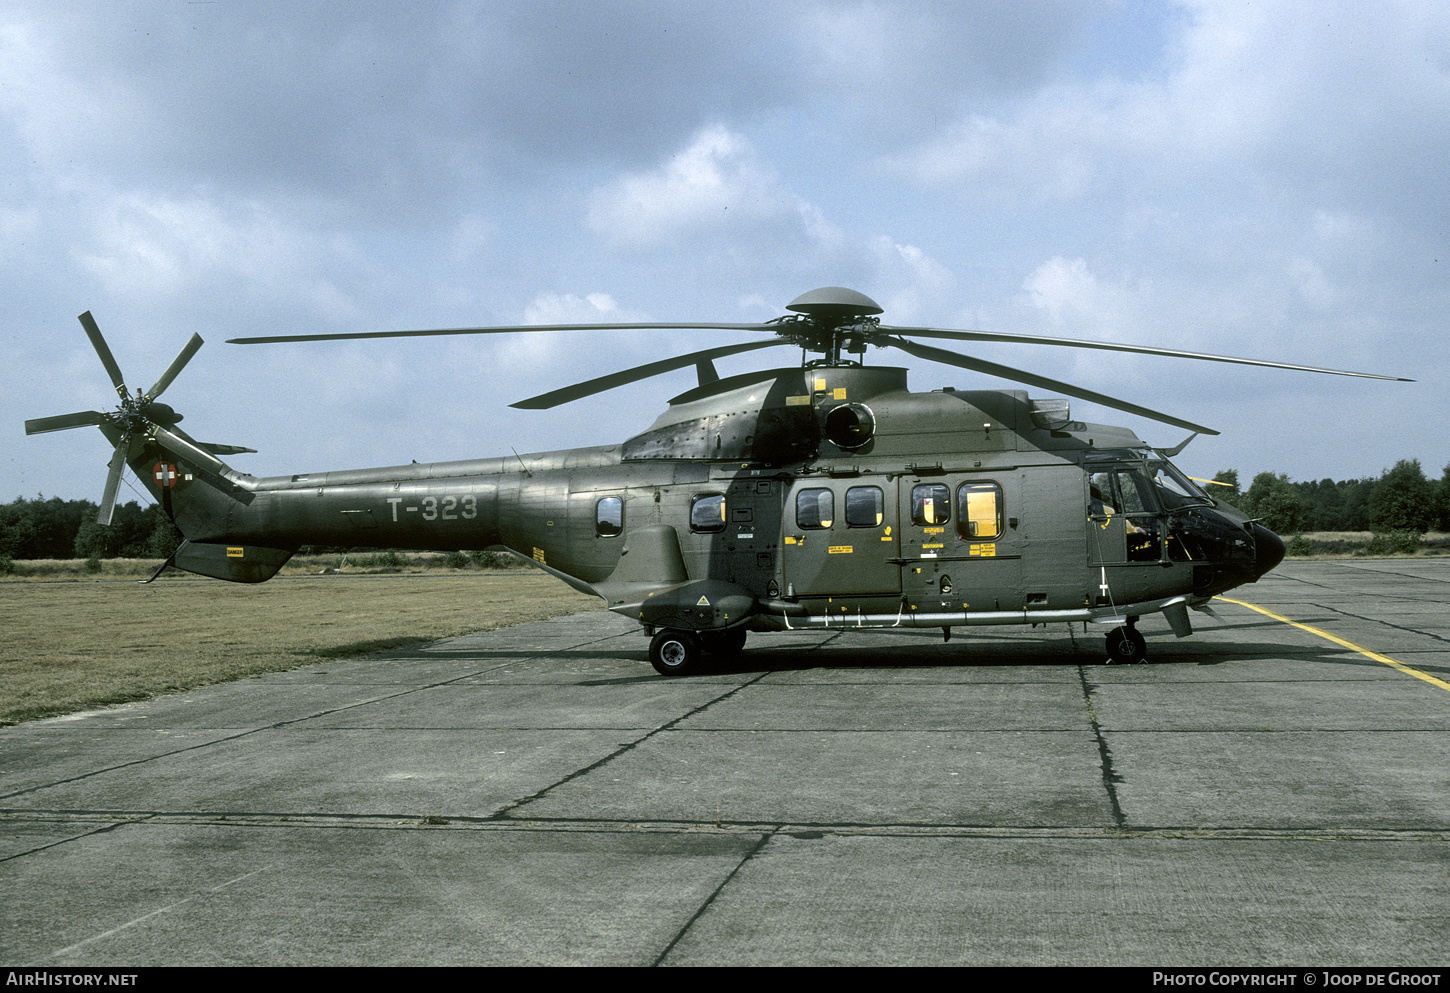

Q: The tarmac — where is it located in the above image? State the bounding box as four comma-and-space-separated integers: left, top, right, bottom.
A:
2, 559, 1448, 967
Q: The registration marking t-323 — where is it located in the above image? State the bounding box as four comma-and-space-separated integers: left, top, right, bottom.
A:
386, 495, 478, 522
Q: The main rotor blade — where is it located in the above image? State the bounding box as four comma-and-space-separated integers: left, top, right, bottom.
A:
147, 333, 204, 400
25, 410, 106, 435
886, 337, 1221, 436
78, 312, 129, 399
228, 321, 777, 344
97, 438, 133, 527
510, 339, 787, 410
881, 325, 1413, 382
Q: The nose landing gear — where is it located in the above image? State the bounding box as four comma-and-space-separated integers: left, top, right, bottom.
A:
1105, 617, 1147, 664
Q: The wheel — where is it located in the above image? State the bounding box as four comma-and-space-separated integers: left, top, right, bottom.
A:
1105, 625, 1148, 664
699, 627, 748, 658
650, 628, 702, 676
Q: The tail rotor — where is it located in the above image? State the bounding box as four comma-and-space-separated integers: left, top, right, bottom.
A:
25, 312, 206, 525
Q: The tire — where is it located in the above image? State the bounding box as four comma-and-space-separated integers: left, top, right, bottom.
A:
650, 629, 701, 676
1105, 625, 1148, 664
699, 628, 748, 658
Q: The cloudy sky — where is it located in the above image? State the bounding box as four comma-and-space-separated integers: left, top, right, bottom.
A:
4, 0, 1446, 507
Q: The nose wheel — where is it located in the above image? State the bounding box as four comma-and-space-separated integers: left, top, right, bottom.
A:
1105, 622, 1147, 664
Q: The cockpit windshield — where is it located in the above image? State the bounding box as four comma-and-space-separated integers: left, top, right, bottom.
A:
1146, 459, 1214, 510
1086, 452, 1215, 516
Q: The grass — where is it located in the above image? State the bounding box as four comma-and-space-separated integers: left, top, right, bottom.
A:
1285, 531, 1450, 557
0, 551, 531, 581
0, 571, 600, 726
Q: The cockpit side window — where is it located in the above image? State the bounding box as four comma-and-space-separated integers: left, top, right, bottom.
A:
1087, 458, 1169, 563
1115, 470, 1154, 515
1089, 471, 1120, 517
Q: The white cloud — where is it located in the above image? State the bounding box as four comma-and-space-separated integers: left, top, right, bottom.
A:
77, 195, 220, 299
873, 238, 953, 288
586, 126, 803, 247
796, 202, 847, 255
491, 291, 659, 377
885, 0, 1450, 222
1286, 258, 1338, 310
886, 97, 1106, 202
0, 19, 138, 168
867, 237, 956, 323
67, 191, 380, 333
1022, 256, 1135, 329
446, 213, 494, 264
524, 292, 630, 325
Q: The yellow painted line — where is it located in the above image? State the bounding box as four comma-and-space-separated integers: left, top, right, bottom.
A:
1216, 595, 1450, 693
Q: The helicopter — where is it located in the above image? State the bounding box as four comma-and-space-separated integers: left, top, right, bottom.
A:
25, 287, 1410, 675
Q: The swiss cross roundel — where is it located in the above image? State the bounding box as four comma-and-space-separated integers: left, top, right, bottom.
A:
153, 462, 179, 489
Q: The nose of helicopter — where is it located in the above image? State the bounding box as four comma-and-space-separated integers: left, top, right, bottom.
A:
1250, 522, 1287, 579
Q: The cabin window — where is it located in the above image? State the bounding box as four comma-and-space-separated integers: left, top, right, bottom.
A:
690, 494, 727, 533
845, 486, 884, 527
595, 496, 623, 537
796, 488, 834, 529
911, 484, 951, 526
956, 482, 1003, 540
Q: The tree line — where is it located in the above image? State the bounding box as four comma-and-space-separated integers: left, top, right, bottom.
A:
4, 458, 1447, 564
1209, 459, 1450, 535
1, 497, 181, 562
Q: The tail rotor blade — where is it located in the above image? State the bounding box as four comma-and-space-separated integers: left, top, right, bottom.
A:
25, 410, 106, 435
79, 312, 128, 400
147, 333, 204, 400
151, 424, 228, 475
97, 438, 132, 527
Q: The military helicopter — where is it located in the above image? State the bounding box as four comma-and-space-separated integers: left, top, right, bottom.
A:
26, 288, 1409, 674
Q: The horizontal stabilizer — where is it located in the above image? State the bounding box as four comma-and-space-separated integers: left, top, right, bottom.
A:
172, 540, 295, 584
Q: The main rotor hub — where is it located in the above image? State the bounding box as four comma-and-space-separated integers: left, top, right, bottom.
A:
782, 287, 885, 364
785, 287, 884, 326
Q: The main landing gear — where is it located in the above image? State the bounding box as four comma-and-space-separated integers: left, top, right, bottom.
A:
1105, 617, 1147, 664
648, 627, 749, 676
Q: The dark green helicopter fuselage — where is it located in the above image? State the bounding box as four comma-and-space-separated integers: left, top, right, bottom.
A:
116, 365, 1283, 661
